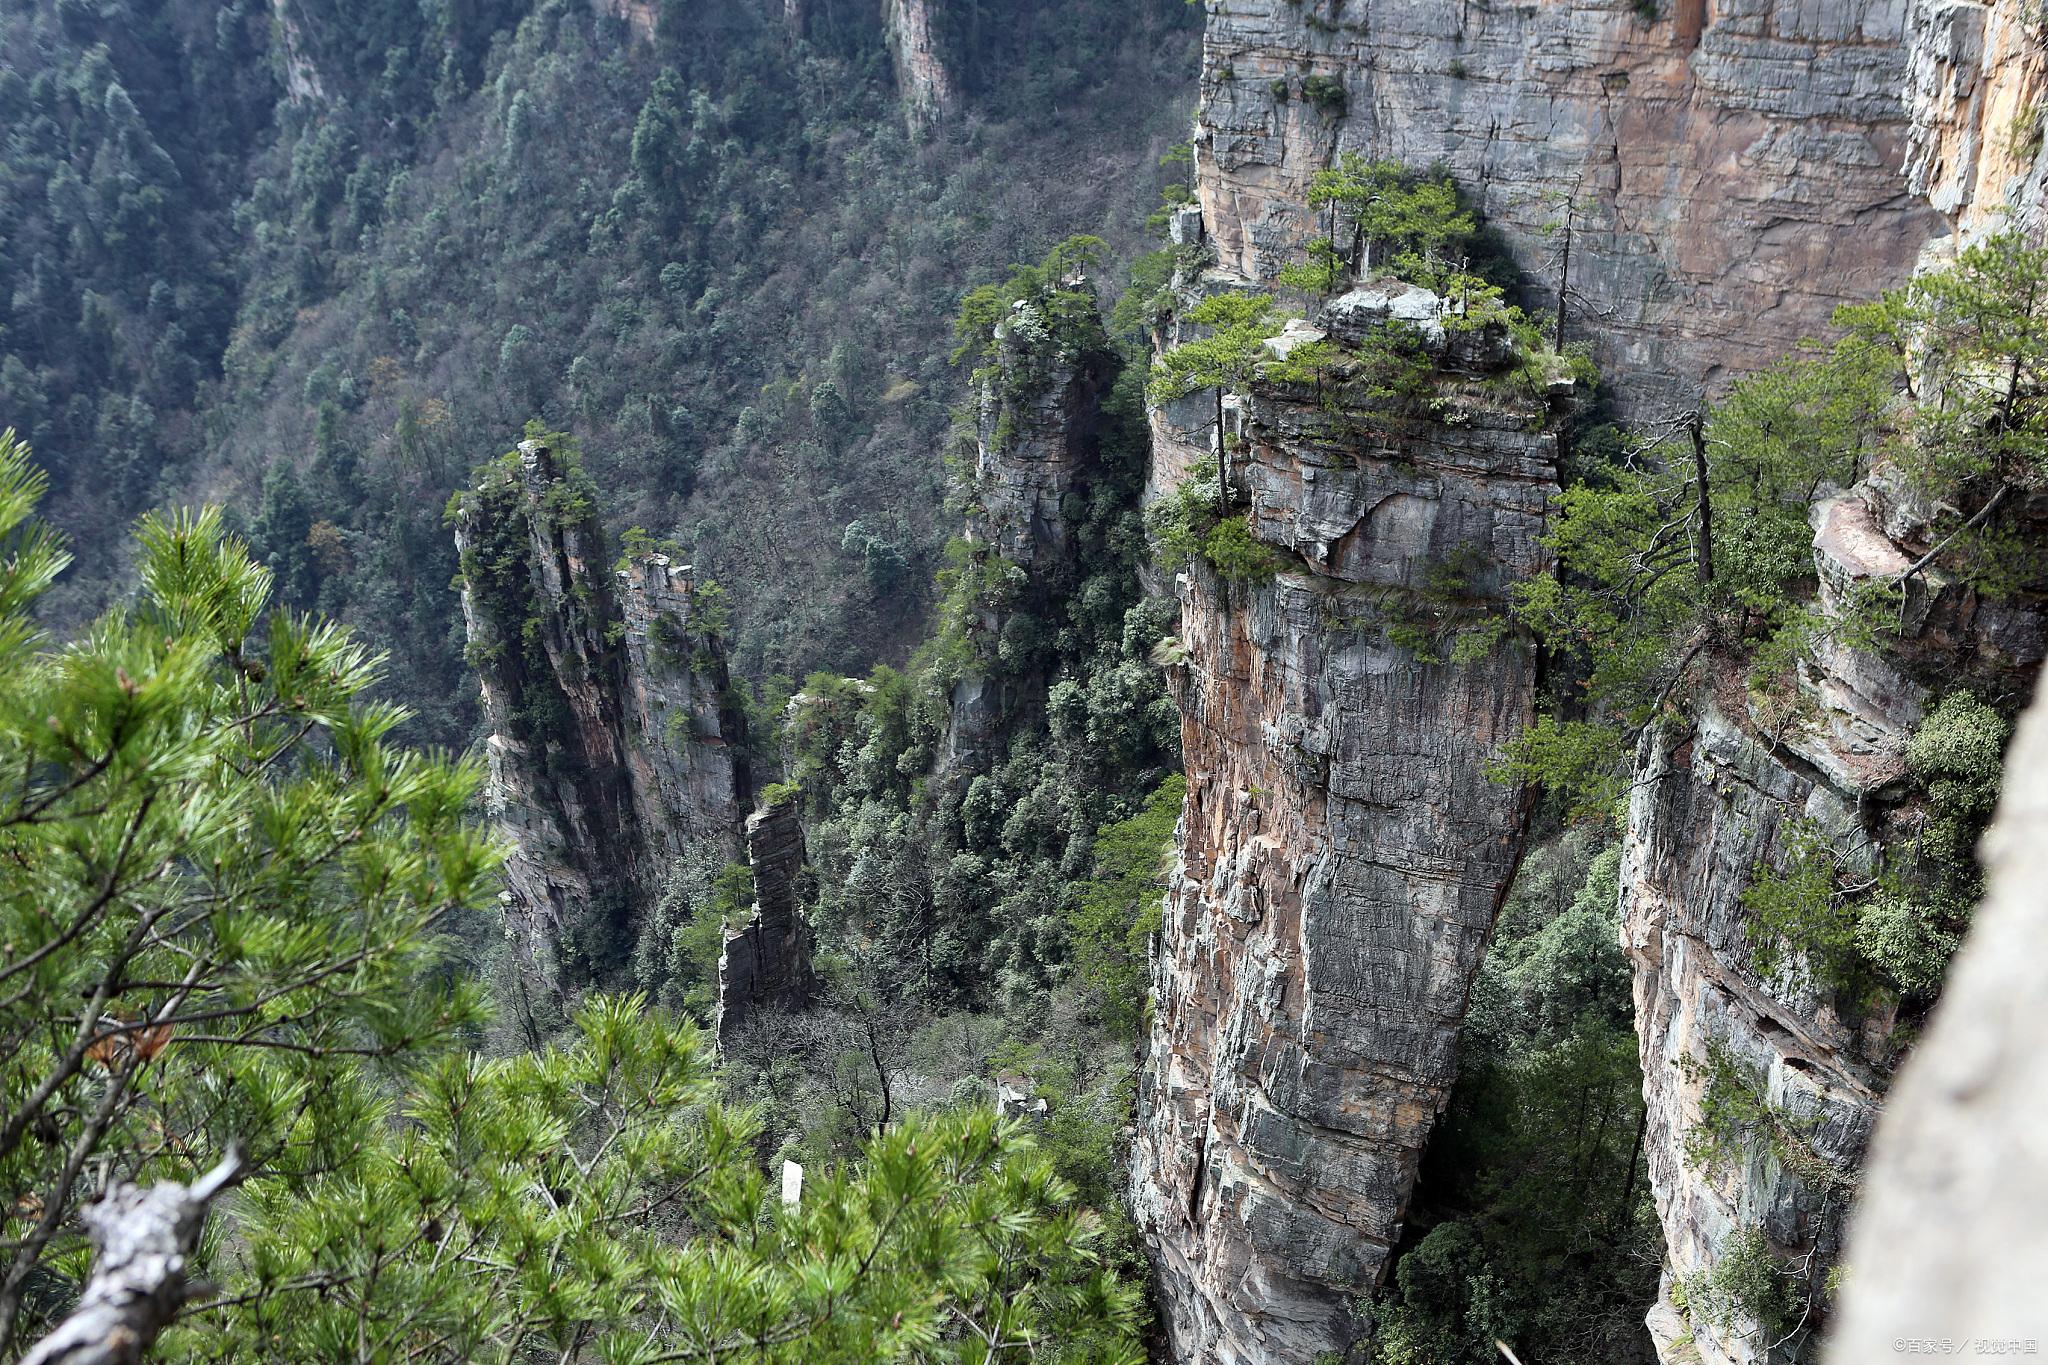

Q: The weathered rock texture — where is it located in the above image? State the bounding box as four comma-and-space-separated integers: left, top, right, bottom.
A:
456, 442, 746, 1015
1614, 12, 2048, 1358
1192, 0, 1947, 412
1905, 0, 2048, 240
1620, 477, 2047, 1365
1131, 319, 1558, 1362
1824, 669, 2048, 1362
883, 0, 955, 130
716, 792, 818, 1048
945, 291, 1117, 772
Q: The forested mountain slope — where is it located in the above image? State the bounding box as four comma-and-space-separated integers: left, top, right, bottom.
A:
2, 0, 1199, 742
8, 1, 2048, 1364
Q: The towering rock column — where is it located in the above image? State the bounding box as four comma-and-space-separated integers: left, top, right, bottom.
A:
454, 441, 746, 1016
1131, 295, 1561, 1362
944, 282, 1118, 772
882, 0, 955, 131
716, 791, 818, 1049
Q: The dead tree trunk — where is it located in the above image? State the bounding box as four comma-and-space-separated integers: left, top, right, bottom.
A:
1690, 410, 1714, 588
20, 1149, 245, 1365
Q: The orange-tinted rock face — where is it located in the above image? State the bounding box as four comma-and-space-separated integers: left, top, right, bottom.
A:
1195, 0, 1946, 412
1905, 0, 2048, 239
1131, 343, 1558, 1361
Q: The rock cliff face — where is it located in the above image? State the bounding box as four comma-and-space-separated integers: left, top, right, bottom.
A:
455, 441, 747, 1019
945, 290, 1117, 772
1620, 473, 2046, 1363
1192, 0, 1945, 410
883, 0, 955, 130
716, 792, 817, 1048
1613, 10, 2048, 1360
1905, 0, 2048, 239
1130, 311, 1559, 1362
1824, 668, 2048, 1361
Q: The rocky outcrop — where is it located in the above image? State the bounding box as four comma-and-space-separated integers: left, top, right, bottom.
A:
1620, 478, 2046, 1365
715, 792, 817, 1048
944, 286, 1118, 772
1131, 312, 1560, 1362
592, 0, 656, 43
270, 0, 327, 104
883, 0, 955, 131
1191, 0, 1947, 411
1905, 0, 2048, 240
1824, 669, 2048, 1362
455, 441, 746, 1016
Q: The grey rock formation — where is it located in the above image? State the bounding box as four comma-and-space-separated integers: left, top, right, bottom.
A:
883, 0, 955, 131
1617, 11, 2048, 1357
1824, 669, 2048, 1362
943, 287, 1117, 772
1620, 477, 2046, 1365
1904, 0, 2048, 239
1192, 0, 1946, 413
1130, 323, 1559, 1363
455, 442, 746, 1018
716, 792, 817, 1049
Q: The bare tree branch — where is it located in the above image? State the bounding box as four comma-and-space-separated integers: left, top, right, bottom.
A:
19, 1147, 245, 1365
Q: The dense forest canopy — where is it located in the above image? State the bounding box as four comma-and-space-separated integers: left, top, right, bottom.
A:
6, 0, 2047, 1361
1, 0, 1198, 743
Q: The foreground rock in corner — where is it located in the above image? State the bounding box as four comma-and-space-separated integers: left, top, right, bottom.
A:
1823, 671, 2048, 1360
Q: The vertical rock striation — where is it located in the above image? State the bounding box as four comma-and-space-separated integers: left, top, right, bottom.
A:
1131, 305, 1560, 1362
883, 0, 956, 131
455, 441, 746, 1017
1619, 12, 2048, 1360
1191, 0, 1945, 411
1823, 667, 2048, 1361
716, 791, 818, 1048
1620, 475, 2046, 1363
1904, 0, 2048, 240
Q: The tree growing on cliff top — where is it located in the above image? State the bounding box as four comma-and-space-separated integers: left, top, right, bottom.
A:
1279, 156, 1477, 297
1147, 291, 1284, 511
1498, 232, 2048, 841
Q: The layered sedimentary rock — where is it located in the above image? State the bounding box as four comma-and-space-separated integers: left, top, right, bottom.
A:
715, 792, 818, 1048
1617, 11, 2048, 1360
455, 441, 746, 1013
1131, 307, 1560, 1362
1905, 0, 2048, 238
1824, 668, 2048, 1361
883, 0, 955, 130
945, 287, 1117, 771
1621, 477, 2046, 1364
1192, 0, 1946, 411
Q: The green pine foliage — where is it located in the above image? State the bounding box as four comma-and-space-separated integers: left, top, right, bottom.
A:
2, 0, 1201, 746
0, 430, 1148, 1361
1501, 232, 2048, 822
1066, 774, 1185, 1035
179, 995, 1146, 1364
0, 430, 499, 1352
